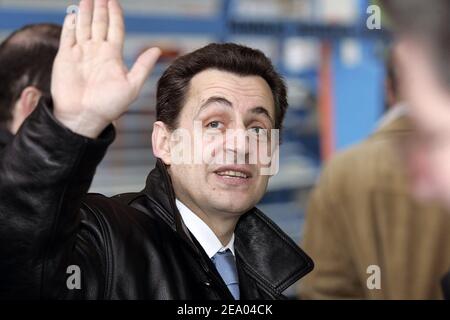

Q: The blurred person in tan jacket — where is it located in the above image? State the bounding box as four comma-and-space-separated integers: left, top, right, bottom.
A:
298, 52, 450, 299
378, 0, 450, 299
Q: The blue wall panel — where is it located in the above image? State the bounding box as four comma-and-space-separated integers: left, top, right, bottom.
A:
332, 38, 385, 150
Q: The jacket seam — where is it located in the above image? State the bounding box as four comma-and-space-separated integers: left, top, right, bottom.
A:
82, 201, 113, 299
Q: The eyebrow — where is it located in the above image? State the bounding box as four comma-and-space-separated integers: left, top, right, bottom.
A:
196, 96, 232, 116
196, 95, 274, 124
250, 106, 273, 125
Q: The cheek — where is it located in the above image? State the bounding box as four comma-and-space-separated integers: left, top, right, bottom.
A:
172, 164, 206, 184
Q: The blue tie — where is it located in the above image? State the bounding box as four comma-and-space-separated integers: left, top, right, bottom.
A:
211, 249, 240, 300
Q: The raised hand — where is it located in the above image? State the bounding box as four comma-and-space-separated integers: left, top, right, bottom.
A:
51, 0, 161, 138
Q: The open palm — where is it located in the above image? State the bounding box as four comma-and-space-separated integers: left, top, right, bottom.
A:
52, 0, 160, 138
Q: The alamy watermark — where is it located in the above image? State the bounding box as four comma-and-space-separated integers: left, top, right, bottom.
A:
366, 265, 381, 290
366, 5, 382, 30
66, 265, 81, 290
66, 3, 382, 30
66, 4, 79, 29
169, 122, 280, 176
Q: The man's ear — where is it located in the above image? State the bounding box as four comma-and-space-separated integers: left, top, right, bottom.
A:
152, 121, 172, 165
11, 86, 42, 133
18, 86, 42, 116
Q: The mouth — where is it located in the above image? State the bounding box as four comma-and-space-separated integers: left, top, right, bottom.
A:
213, 166, 253, 185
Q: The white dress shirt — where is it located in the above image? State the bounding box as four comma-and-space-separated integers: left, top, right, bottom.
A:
176, 199, 235, 258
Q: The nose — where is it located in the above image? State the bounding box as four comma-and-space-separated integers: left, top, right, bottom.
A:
224, 124, 249, 164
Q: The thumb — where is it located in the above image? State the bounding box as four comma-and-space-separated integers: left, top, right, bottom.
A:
128, 47, 161, 93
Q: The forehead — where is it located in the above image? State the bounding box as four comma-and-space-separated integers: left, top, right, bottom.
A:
187, 69, 275, 110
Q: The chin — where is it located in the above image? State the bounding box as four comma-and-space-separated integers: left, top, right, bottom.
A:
211, 196, 255, 215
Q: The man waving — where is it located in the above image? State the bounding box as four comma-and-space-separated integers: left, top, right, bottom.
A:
0, 0, 312, 299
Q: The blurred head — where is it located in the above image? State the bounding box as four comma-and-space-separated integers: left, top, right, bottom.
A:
381, 0, 450, 207
152, 43, 287, 219
0, 24, 61, 134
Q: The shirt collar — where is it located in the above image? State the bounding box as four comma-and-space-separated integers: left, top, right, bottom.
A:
376, 102, 408, 130
176, 199, 235, 258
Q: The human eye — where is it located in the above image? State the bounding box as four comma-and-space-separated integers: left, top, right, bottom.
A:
206, 120, 224, 130
249, 126, 264, 134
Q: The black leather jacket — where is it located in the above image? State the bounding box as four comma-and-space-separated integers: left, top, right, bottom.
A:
0, 99, 313, 300
0, 128, 12, 150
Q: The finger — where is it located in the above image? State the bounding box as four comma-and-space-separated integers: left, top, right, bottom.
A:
60, 13, 77, 49
107, 0, 125, 48
92, 0, 109, 41
128, 47, 161, 94
76, 0, 93, 42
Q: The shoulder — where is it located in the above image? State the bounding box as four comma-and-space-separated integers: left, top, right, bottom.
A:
79, 192, 171, 242
317, 131, 407, 195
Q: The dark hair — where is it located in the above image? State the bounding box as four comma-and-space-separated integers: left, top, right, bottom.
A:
380, 0, 450, 88
0, 24, 61, 129
156, 43, 288, 132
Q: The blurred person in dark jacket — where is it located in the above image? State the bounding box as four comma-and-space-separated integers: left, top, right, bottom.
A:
298, 51, 450, 299
0, 24, 61, 149
381, 0, 450, 300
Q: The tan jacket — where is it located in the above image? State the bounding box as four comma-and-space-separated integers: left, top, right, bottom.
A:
299, 115, 450, 299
